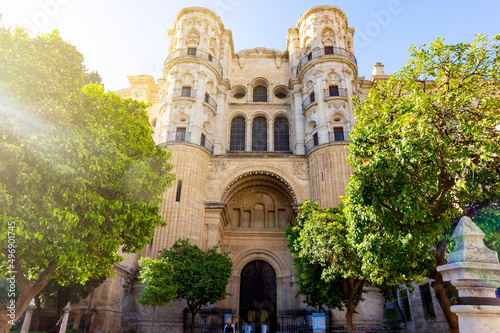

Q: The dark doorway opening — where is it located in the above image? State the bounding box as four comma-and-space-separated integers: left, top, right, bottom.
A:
239, 260, 277, 333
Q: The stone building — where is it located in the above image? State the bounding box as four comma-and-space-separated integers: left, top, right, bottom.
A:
76, 5, 450, 333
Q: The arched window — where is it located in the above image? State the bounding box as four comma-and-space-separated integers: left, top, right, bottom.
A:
230, 116, 246, 151
274, 117, 290, 151
252, 117, 267, 151
253, 85, 267, 102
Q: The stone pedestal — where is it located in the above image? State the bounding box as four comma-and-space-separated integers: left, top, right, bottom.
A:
59, 302, 72, 333
437, 216, 500, 333
20, 299, 36, 333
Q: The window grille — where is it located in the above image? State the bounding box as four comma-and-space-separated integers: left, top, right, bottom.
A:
274, 117, 289, 151
253, 85, 267, 102
252, 117, 267, 151
230, 117, 246, 151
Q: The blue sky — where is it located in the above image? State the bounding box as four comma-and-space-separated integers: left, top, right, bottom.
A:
1, 0, 499, 91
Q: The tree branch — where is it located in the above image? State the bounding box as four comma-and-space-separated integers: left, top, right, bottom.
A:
0, 249, 30, 290
352, 279, 367, 309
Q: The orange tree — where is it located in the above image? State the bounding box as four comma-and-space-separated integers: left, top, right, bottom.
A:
0, 27, 174, 333
345, 35, 500, 333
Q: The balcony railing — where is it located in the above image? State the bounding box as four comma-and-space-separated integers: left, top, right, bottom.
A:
297, 47, 357, 75
171, 88, 196, 99
328, 131, 350, 142
200, 136, 214, 154
161, 131, 214, 154
166, 131, 191, 142
204, 93, 217, 111
304, 131, 350, 154
305, 135, 320, 153
164, 48, 223, 77
302, 93, 316, 111
324, 88, 348, 99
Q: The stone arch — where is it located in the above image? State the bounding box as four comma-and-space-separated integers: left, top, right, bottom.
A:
229, 112, 248, 121
218, 167, 304, 204
329, 111, 348, 124
250, 77, 270, 87
251, 111, 269, 120
273, 112, 291, 121
231, 249, 287, 279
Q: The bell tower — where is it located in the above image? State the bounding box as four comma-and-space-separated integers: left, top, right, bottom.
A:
288, 6, 358, 207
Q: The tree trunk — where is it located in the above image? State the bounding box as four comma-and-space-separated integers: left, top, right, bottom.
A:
0, 309, 11, 333
150, 306, 156, 333
33, 295, 41, 332
346, 308, 355, 333
190, 310, 196, 333
432, 239, 459, 333
0, 251, 57, 333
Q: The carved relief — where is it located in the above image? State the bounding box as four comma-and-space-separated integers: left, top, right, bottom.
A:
343, 68, 353, 77
186, 29, 200, 47
180, 73, 194, 85
237, 55, 245, 69
293, 162, 310, 180
208, 161, 229, 180
274, 55, 282, 69
313, 68, 323, 78
328, 101, 347, 110
174, 101, 194, 110
207, 80, 214, 94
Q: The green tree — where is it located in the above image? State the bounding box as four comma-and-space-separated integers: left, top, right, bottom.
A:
345, 35, 500, 333
0, 27, 175, 333
39, 277, 106, 317
137, 257, 177, 333
160, 239, 233, 333
286, 201, 369, 333
472, 199, 500, 256
288, 258, 343, 313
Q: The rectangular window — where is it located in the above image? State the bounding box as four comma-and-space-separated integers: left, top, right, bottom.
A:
324, 46, 334, 55
333, 127, 344, 141
176, 127, 186, 141
208, 53, 213, 61
205, 93, 210, 103
187, 47, 196, 56
419, 283, 436, 320
175, 180, 182, 202
307, 52, 312, 61
313, 133, 319, 146
310, 92, 315, 103
201, 133, 206, 147
181, 86, 191, 97
329, 85, 339, 97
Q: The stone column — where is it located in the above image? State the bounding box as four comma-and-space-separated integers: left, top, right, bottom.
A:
245, 119, 252, 151
437, 216, 500, 333
58, 302, 72, 333
20, 299, 36, 333
292, 85, 305, 155
267, 119, 274, 151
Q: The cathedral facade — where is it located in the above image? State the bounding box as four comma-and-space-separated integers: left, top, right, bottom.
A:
79, 6, 449, 333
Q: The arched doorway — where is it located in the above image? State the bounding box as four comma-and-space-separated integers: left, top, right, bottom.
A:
239, 260, 277, 333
